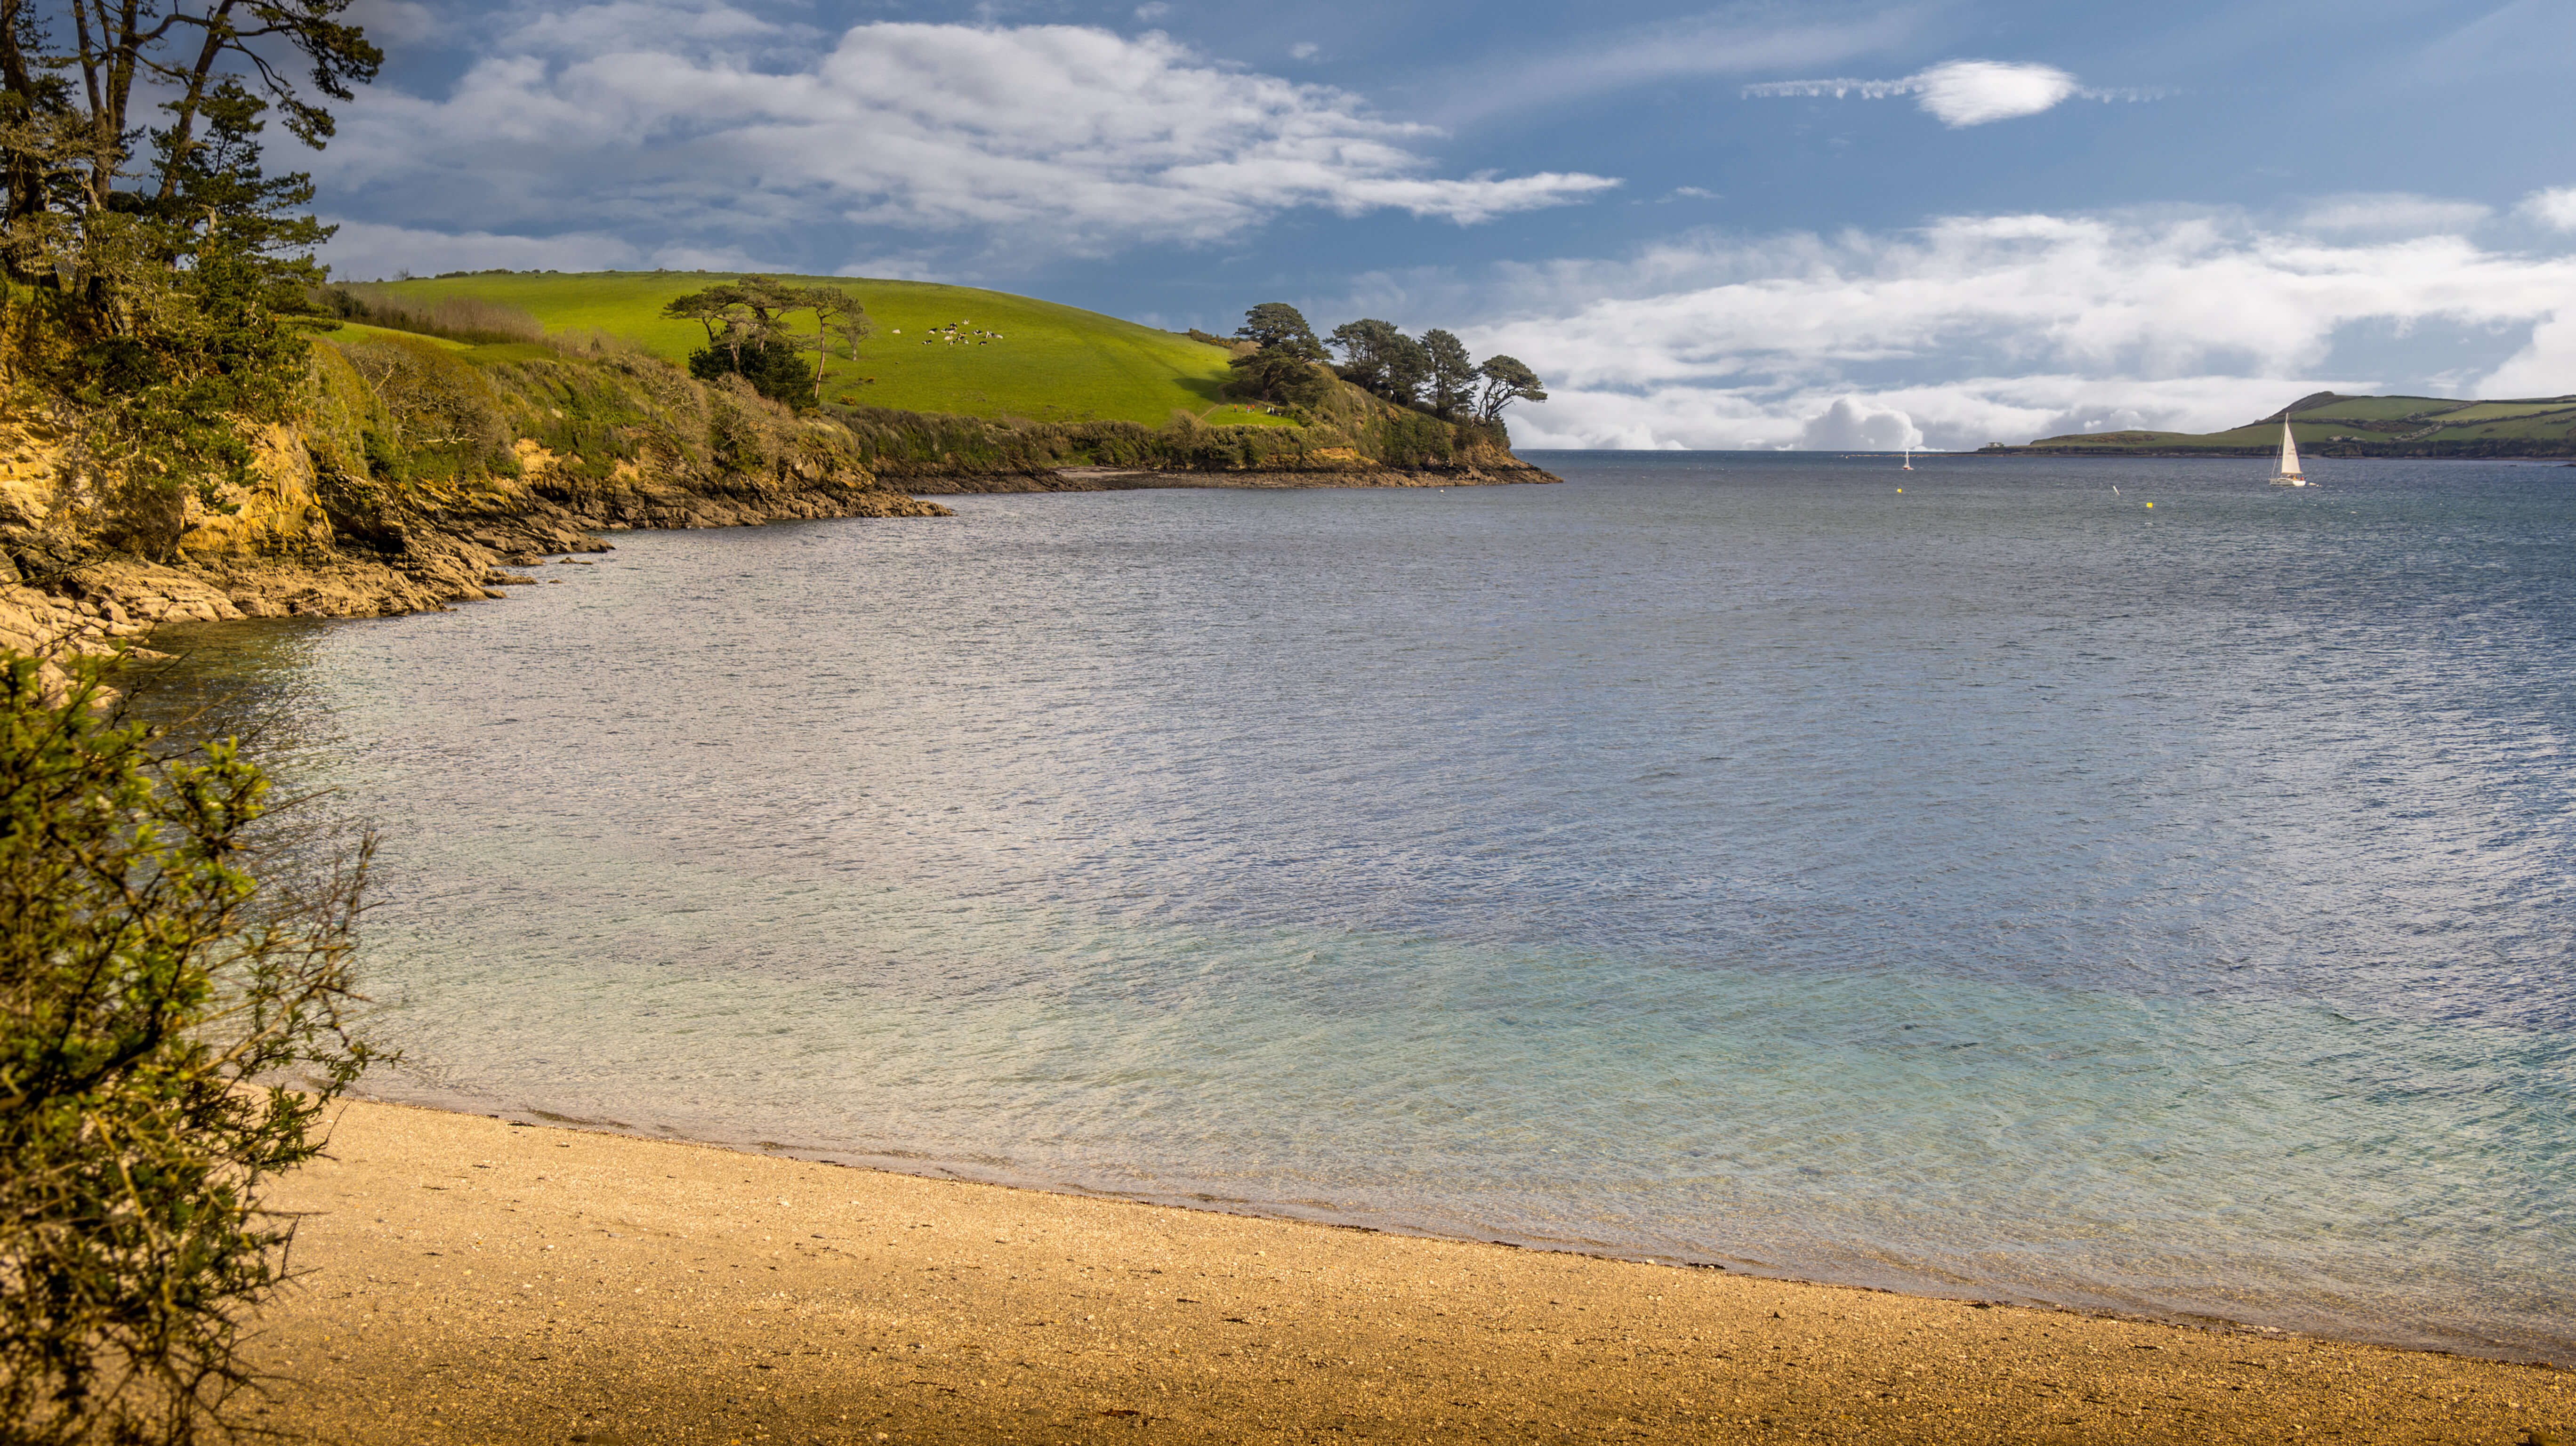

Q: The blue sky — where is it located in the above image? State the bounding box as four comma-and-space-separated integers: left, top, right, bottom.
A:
318, 0, 2576, 447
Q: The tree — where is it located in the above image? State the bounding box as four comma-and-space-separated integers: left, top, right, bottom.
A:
0, 652, 382, 1445
1325, 318, 1408, 395
661, 278, 864, 406
1380, 332, 1432, 407
1422, 329, 1475, 418
1224, 345, 1332, 410
1475, 354, 1547, 419
0, 0, 378, 552
0, 0, 379, 289
1233, 301, 1324, 361
686, 333, 813, 407
792, 288, 870, 404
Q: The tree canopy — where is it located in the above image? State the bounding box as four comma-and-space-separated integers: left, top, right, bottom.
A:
1422, 329, 1476, 418
0, 0, 381, 550
662, 277, 872, 406
1475, 355, 1547, 419
1306, 313, 1547, 425
1233, 301, 1324, 361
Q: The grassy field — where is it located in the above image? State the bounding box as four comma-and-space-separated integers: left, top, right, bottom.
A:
2012, 392, 2576, 451
354, 271, 1288, 429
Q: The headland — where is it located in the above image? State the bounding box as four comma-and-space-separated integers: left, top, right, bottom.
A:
1978, 391, 2576, 458
0, 272, 1554, 684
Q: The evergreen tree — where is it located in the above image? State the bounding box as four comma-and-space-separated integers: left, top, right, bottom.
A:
1475, 355, 1548, 420
0, 0, 379, 551
1233, 301, 1324, 360
1422, 329, 1476, 418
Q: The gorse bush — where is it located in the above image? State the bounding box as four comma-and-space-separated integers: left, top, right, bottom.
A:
0, 654, 381, 1446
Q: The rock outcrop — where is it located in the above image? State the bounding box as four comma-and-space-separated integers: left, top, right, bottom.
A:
0, 348, 949, 687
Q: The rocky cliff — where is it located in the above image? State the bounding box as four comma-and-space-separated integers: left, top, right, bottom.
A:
0, 335, 948, 684
2, 328, 1557, 685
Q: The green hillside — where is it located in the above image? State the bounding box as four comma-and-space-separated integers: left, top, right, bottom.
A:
1990, 391, 2576, 456
357, 271, 1287, 429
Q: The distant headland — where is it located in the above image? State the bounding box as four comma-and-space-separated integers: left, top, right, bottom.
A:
1980, 392, 2576, 458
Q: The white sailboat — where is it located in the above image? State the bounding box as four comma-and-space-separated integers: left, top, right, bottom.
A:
2268, 421, 2311, 487
1901, 447, 1913, 471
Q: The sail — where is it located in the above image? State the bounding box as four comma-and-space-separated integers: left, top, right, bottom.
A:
2278, 421, 2303, 479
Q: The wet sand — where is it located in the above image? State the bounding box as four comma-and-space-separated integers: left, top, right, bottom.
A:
249, 1099, 2567, 1444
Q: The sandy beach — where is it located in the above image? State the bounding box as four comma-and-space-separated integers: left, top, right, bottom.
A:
243, 1099, 2566, 1445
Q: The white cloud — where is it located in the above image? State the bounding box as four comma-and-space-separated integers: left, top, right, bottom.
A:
1799, 397, 1921, 450
316, 12, 1618, 270
1134, 2, 1169, 18
1289, 41, 1319, 60
1910, 60, 2077, 127
343, 0, 443, 47
1744, 58, 2155, 128
2517, 187, 2576, 232
1450, 210, 2576, 449
2298, 193, 2492, 236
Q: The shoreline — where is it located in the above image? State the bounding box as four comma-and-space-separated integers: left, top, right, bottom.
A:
250, 1096, 2568, 1445
333, 1075, 2568, 1373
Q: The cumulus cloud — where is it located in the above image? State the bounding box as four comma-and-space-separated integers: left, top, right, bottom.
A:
1448, 210, 2576, 449
1799, 397, 1921, 450
315, 9, 1618, 273
1743, 59, 2156, 128
2518, 187, 2576, 232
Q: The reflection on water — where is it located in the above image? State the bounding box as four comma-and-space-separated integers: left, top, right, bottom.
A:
143, 453, 2576, 1361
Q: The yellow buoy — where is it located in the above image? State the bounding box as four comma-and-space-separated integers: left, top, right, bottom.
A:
2144, 502, 2154, 508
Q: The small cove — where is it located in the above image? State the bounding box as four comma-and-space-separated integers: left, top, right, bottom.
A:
144, 451, 2576, 1362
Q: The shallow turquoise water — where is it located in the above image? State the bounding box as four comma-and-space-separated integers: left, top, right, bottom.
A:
148, 452, 2576, 1360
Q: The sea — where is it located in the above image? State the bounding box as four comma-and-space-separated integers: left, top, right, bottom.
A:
141, 451, 2576, 1362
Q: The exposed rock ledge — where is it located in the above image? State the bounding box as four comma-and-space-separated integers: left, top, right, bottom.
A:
0, 424, 948, 691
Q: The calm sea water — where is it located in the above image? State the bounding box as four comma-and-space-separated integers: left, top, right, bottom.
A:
146, 452, 2576, 1361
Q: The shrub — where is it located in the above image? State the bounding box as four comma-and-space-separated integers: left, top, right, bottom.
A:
686, 336, 815, 408
0, 655, 380, 1445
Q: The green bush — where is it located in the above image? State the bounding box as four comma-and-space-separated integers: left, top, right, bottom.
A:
686, 336, 815, 408
0, 654, 381, 1445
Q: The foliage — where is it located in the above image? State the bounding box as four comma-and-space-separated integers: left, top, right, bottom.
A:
1421, 329, 1475, 418
0, 651, 380, 1446
661, 276, 868, 406
1475, 354, 1546, 420
333, 334, 514, 483
0, 0, 377, 554
1233, 302, 1324, 361
1223, 345, 1334, 409
685, 333, 814, 409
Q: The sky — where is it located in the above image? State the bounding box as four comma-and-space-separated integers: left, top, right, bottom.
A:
311, 0, 2576, 448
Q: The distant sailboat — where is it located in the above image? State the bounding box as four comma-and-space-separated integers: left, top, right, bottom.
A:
1901, 447, 1914, 471
2269, 422, 2311, 488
